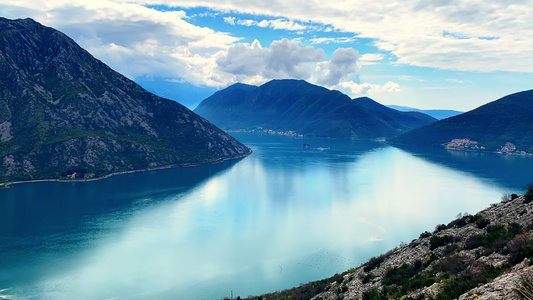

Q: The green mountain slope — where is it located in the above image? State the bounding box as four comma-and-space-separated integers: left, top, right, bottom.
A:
0, 18, 251, 183
194, 80, 437, 139
390, 89, 533, 154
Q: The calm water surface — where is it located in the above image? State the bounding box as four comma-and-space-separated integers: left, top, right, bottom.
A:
1, 133, 533, 299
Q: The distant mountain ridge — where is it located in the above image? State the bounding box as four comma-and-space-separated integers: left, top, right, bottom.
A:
386, 105, 463, 120
0, 17, 251, 183
390, 89, 533, 154
194, 80, 437, 139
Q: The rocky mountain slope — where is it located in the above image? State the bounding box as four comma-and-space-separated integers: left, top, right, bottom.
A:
0, 18, 251, 183
390, 89, 533, 154
194, 80, 437, 139
243, 189, 533, 300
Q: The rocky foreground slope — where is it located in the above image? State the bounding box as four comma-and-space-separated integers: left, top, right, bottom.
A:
246, 189, 533, 300
0, 18, 251, 183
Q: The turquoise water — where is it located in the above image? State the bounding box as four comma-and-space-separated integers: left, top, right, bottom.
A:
1, 133, 533, 299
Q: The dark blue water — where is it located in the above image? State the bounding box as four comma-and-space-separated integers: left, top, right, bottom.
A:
1, 133, 532, 299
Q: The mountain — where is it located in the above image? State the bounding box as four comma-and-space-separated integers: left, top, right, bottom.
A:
244, 190, 533, 299
355, 97, 437, 128
390, 89, 533, 154
134, 76, 218, 110
194, 80, 437, 139
386, 105, 463, 120
0, 18, 251, 183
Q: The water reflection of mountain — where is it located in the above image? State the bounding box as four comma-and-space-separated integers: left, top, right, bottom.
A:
232, 132, 386, 168
391, 144, 533, 191
0, 159, 241, 238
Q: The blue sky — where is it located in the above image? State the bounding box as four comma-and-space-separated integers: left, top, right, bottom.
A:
2, 0, 533, 111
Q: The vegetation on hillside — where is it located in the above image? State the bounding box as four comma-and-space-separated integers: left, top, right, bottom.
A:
236, 185, 533, 300
0, 18, 251, 183
194, 80, 436, 139
390, 89, 533, 154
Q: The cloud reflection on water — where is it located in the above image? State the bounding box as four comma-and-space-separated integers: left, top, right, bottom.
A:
26, 138, 511, 299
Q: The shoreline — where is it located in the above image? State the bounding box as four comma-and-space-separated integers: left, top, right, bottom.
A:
387, 140, 533, 157
0, 150, 252, 188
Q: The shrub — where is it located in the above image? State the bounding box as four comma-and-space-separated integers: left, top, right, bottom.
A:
430, 235, 455, 250
502, 193, 513, 203
419, 231, 432, 239
434, 254, 467, 274
362, 288, 387, 300
360, 273, 374, 284
426, 252, 438, 266
509, 233, 533, 264
443, 243, 459, 255
364, 255, 385, 272
515, 273, 533, 299
434, 224, 447, 233
434, 263, 502, 300
464, 234, 483, 250
474, 216, 491, 229
525, 183, 533, 203
383, 262, 424, 286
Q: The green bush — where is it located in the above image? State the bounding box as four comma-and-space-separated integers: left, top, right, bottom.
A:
474, 216, 491, 229
419, 231, 432, 239
524, 183, 533, 203
509, 233, 533, 264
430, 235, 455, 250
360, 273, 374, 284
434, 224, 447, 233
364, 255, 386, 272
362, 288, 387, 300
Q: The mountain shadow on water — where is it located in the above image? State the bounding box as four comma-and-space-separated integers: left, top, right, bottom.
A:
0, 17, 251, 183
0, 158, 241, 238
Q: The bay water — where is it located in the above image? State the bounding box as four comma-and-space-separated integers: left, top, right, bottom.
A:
1, 133, 532, 299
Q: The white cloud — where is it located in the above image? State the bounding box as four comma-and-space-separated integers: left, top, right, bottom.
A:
2, 0, 532, 97
309, 37, 357, 45
0, 0, 240, 87
223, 16, 235, 25
316, 48, 360, 86
215, 38, 325, 84
338, 81, 401, 97
231, 18, 307, 31
142, 0, 533, 73
360, 53, 385, 65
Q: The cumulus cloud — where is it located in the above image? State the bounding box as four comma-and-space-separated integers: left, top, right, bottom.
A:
3, 0, 531, 97
215, 38, 325, 83
316, 48, 360, 86
0, 0, 239, 86
152, 0, 533, 73
338, 81, 401, 96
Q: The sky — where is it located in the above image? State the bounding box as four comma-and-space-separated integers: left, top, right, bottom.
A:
2, 0, 533, 111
